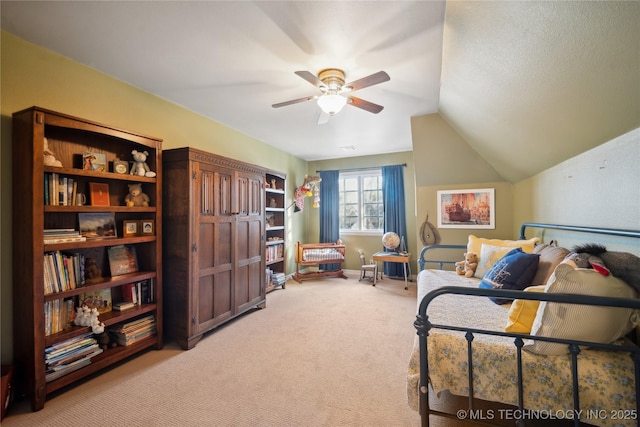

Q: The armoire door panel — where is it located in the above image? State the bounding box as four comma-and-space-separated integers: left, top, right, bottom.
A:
214, 221, 233, 267
217, 172, 232, 216
198, 223, 215, 270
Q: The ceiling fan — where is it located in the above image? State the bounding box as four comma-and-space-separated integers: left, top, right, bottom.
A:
272, 68, 390, 122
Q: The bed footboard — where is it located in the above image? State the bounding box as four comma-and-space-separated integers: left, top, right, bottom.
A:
294, 241, 348, 283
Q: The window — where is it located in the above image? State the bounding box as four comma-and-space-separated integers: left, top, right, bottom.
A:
339, 169, 383, 233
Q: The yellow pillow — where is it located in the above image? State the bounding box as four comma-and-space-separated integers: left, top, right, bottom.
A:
467, 235, 540, 257
505, 285, 547, 333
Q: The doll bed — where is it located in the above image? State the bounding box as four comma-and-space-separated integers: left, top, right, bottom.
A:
293, 241, 348, 283
408, 223, 640, 427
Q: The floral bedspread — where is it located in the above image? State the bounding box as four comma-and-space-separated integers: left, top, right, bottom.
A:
407, 269, 637, 427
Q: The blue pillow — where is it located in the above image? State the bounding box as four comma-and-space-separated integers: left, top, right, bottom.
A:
479, 248, 540, 304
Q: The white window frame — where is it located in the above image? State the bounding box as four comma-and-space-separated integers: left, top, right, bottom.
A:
338, 169, 383, 236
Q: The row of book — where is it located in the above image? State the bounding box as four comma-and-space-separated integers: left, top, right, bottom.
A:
109, 315, 156, 347
265, 243, 284, 262
120, 280, 154, 307
44, 173, 78, 206
45, 332, 103, 382
44, 298, 75, 336
43, 250, 85, 294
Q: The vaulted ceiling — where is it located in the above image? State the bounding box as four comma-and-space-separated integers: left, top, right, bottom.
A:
2, 1, 638, 182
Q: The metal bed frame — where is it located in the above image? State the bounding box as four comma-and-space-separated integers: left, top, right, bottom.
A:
414, 223, 640, 427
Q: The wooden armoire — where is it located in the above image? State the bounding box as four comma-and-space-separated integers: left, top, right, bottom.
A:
163, 147, 265, 350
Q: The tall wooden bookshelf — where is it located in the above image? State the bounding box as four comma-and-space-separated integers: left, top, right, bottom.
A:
265, 171, 286, 292
12, 107, 163, 411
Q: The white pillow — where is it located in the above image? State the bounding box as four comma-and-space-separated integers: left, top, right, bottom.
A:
475, 243, 512, 279
524, 263, 639, 355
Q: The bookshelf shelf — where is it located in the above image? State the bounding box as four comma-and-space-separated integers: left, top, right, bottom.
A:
265, 171, 287, 293
12, 106, 163, 411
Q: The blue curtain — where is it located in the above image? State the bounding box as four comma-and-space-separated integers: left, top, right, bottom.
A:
382, 165, 407, 277
319, 170, 340, 271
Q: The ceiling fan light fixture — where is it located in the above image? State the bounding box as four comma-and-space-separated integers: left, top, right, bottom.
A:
317, 94, 347, 115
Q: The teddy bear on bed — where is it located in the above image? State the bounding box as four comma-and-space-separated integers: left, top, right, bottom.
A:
455, 252, 479, 278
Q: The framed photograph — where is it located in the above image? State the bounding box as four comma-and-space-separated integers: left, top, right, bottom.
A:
107, 245, 139, 276
113, 160, 129, 174
123, 220, 139, 237
79, 288, 112, 314
89, 182, 110, 206
82, 152, 107, 172
437, 188, 495, 229
78, 212, 117, 239
140, 219, 155, 236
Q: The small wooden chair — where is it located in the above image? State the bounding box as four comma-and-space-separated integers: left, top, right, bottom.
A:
358, 250, 378, 285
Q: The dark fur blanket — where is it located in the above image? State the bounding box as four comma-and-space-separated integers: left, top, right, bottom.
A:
572, 244, 640, 293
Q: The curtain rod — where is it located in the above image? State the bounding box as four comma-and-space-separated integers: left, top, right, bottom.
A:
316, 163, 407, 173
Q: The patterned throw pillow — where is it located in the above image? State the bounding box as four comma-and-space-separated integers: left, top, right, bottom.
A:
479, 248, 540, 304
475, 243, 513, 279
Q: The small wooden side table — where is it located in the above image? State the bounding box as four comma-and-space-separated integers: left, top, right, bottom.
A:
372, 251, 412, 289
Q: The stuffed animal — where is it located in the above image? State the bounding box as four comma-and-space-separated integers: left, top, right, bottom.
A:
84, 258, 102, 282
43, 137, 62, 167
130, 150, 156, 178
124, 183, 150, 207
455, 252, 479, 278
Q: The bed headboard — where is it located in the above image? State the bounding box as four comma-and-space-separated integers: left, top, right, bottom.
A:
519, 222, 640, 240
419, 222, 640, 271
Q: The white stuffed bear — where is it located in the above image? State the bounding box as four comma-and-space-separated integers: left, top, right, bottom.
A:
130, 150, 156, 178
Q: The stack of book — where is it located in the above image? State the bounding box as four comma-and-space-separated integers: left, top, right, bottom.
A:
45, 333, 103, 382
43, 229, 86, 245
109, 315, 156, 347
271, 271, 286, 287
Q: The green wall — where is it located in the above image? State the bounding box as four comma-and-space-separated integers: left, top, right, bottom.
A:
3, 29, 638, 367
306, 151, 417, 273
0, 31, 310, 364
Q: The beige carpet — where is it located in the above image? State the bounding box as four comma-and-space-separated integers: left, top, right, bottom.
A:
4, 275, 421, 427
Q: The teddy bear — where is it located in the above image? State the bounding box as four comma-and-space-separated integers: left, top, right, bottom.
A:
124, 183, 150, 207
130, 150, 156, 178
455, 252, 479, 278
84, 258, 102, 282
43, 137, 63, 167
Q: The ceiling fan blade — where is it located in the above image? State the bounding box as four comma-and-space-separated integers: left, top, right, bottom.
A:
343, 71, 390, 92
295, 70, 325, 88
317, 110, 330, 125
272, 95, 316, 108
347, 96, 384, 114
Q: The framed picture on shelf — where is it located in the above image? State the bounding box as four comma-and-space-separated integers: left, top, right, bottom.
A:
113, 159, 129, 174
437, 188, 495, 229
140, 219, 155, 236
123, 220, 139, 237
89, 182, 110, 206
78, 212, 117, 239
107, 245, 139, 276
82, 152, 107, 172
79, 288, 112, 314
